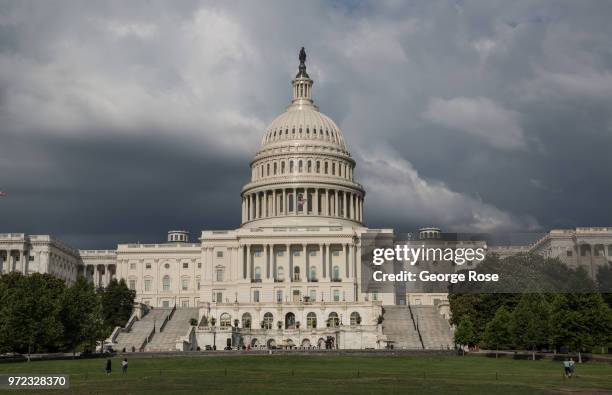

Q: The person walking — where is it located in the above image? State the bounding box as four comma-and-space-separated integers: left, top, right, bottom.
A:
121, 358, 128, 374
563, 358, 571, 378
105, 358, 112, 375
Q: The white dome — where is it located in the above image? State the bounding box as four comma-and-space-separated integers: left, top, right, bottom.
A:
261, 105, 347, 150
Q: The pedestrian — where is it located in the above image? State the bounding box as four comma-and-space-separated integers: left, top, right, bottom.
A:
569, 358, 576, 377
121, 358, 128, 374
105, 358, 112, 375
563, 358, 571, 378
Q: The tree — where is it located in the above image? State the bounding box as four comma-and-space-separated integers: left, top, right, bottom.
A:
510, 294, 550, 360
100, 279, 136, 330
0, 273, 65, 355
454, 316, 477, 351
60, 276, 105, 353
549, 293, 611, 362
483, 306, 512, 358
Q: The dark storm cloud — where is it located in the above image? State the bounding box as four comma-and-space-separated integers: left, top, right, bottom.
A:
1, 0, 612, 248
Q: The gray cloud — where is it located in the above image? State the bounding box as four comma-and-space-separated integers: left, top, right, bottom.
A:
1, 1, 612, 248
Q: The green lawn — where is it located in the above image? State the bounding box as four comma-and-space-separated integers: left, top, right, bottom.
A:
0, 354, 611, 394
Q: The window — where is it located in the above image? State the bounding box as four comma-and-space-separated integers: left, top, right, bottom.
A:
253, 290, 260, 302
328, 312, 339, 328
332, 250, 340, 256
242, 313, 252, 329
215, 292, 223, 303
372, 292, 378, 301
307, 312, 317, 329
220, 313, 231, 329
309, 251, 316, 256
333, 265, 340, 280
333, 289, 340, 302
293, 251, 301, 256
316, 161, 320, 173
309, 266, 316, 280
309, 289, 316, 301
254, 251, 262, 257
293, 266, 300, 281
181, 300, 189, 308
277, 251, 284, 257
144, 279, 151, 291
216, 269, 224, 282
217, 251, 224, 258
324, 162, 328, 174
263, 312, 273, 329
162, 275, 170, 291
277, 266, 284, 280
145, 262, 151, 269
198, 262, 202, 268
164, 263, 170, 269
307, 160, 312, 172
350, 312, 361, 326
197, 279, 201, 290
130, 263, 136, 270
182, 278, 189, 291
254, 266, 261, 280
567, 250, 573, 257
183, 262, 189, 269
129, 279, 136, 290
276, 290, 283, 303
162, 300, 170, 308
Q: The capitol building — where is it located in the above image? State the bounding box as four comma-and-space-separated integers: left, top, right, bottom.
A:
2, 49, 611, 352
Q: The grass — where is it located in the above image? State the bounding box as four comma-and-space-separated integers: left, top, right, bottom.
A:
0, 354, 611, 394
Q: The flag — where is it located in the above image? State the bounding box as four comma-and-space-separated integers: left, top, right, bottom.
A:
297, 194, 304, 209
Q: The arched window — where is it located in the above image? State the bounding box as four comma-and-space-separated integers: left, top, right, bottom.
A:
324, 162, 328, 174
290, 161, 294, 173
307, 160, 312, 172
316, 161, 320, 173
242, 313, 252, 329
307, 312, 317, 329
333, 265, 340, 280
162, 275, 170, 291
328, 312, 339, 328
293, 266, 300, 281
285, 312, 296, 329
288, 193, 294, 212
309, 266, 316, 281
298, 160, 303, 172
350, 312, 361, 326
263, 312, 274, 329
281, 162, 285, 174
332, 163, 335, 175
254, 266, 261, 280
277, 266, 284, 281
220, 313, 231, 329
266, 163, 270, 176
274, 162, 277, 175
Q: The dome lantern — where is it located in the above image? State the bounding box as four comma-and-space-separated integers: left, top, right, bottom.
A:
291, 47, 314, 106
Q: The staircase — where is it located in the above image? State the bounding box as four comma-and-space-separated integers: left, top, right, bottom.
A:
114, 308, 170, 352
145, 308, 198, 352
411, 306, 453, 349
382, 306, 423, 349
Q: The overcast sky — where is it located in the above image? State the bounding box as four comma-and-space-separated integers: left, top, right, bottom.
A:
1, 1, 612, 249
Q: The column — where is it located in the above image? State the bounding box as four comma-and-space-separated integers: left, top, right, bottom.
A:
282, 189, 287, 214
241, 245, 246, 279
334, 190, 339, 217
304, 244, 308, 281
265, 244, 270, 279
320, 244, 326, 278
287, 244, 292, 281
104, 265, 110, 286
345, 244, 349, 277
246, 245, 251, 280
314, 188, 319, 215
20, 249, 27, 274
249, 194, 254, 221
293, 188, 297, 215
349, 244, 355, 279
343, 192, 347, 218
273, 190, 277, 216
328, 244, 333, 280
325, 189, 330, 216
273, 245, 277, 280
